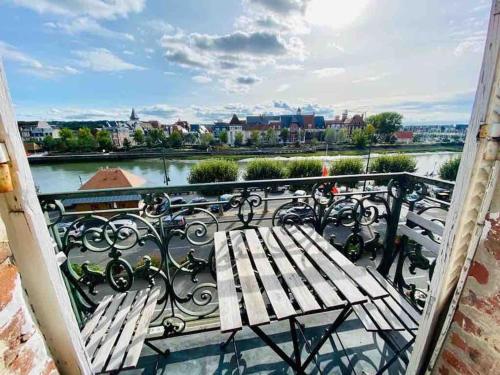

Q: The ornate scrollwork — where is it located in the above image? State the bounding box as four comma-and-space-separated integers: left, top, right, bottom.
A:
142, 192, 171, 218
40, 199, 65, 227
230, 189, 263, 228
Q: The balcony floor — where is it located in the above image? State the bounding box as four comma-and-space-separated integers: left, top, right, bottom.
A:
127, 309, 410, 374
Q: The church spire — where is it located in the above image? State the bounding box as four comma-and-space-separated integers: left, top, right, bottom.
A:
130, 108, 139, 121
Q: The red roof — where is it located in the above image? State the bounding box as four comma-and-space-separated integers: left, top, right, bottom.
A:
80, 168, 145, 190
395, 131, 413, 139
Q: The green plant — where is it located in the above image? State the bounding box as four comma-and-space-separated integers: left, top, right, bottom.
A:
188, 158, 238, 184
96, 129, 113, 150
234, 131, 244, 146
169, 131, 183, 148
367, 112, 403, 142
123, 138, 131, 150
133, 128, 145, 145
287, 159, 322, 190
71, 262, 103, 277
219, 130, 228, 144
77, 128, 97, 151
245, 159, 287, 181
330, 157, 364, 188
439, 157, 461, 181
370, 154, 416, 174
351, 129, 369, 148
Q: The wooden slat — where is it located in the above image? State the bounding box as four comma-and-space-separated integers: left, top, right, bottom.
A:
362, 301, 392, 331
398, 224, 440, 253
383, 297, 419, 330
366, 267, 421, 324
214, 231, 242, 332
244, 229, 296, 320
258, 227, 320, 312
352, 304, 378, 331
286, 226, 366, 304
81, 295, 113, 342
229, 231, 270, 326
407, 211, 444, 236
372, 299, 405, 331
272, 227, 344, 308
298, 226, 388, 299
105, 289, 149, 372
92, 291, 137, 373
86, 293, 126, 359
122, 287, 160, 369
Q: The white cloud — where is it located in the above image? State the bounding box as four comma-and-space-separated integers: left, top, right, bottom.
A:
312, 67, 346, 77
453, 31, 486, 56
352, 73, 389, 84
9, 0, 145, 20
329, 42, 345, 53
192, 75, 212, 83
73, 48, 145, 72
44, 17, 135, 41
276, 84, 290, 92
0, 40, 79, 78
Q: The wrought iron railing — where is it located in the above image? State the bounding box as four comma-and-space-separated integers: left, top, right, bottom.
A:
38, 172, 454, 337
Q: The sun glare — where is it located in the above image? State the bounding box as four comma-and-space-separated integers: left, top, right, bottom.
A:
306, 0, 369, 29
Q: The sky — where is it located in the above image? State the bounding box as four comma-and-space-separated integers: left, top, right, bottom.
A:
0, 0, 492, 124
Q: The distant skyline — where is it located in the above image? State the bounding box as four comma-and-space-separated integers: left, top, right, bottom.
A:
0, 0, 491, 124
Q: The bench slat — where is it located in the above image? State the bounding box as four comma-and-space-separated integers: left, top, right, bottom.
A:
383, 297, 419, 330
372, 299, 405, 331
229, 231, 270, 326
86, 293, 126, 359
352, 304, 378, 331
363, 301, 392, 331
299, 226, 388, 299
287, 226, 366, 304
244, 229, 296, 320
215, 232, 243, 332
366, 267, 421, 324
398, 224, 440, 254
259, 227, 320, 313
407, 211, 444, 236
81, 295, 113, 342
272, 227, 345, 308
105, 289, 149, 372
92, 291, 137, 373
122, 287, 160, 370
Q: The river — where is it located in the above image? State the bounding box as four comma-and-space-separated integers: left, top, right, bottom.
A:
31, 151, 461, 193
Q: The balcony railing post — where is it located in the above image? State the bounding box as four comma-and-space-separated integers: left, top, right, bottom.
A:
377, 178, 407, 276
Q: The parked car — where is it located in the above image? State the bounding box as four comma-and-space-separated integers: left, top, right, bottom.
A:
210, 194, 234, 213
188, 197, 210, 213
158, 215, 186, 231
64, 219, 137, 238
293, 190, 307, 197
170, 196, 188, 211
277, 206, 315, 224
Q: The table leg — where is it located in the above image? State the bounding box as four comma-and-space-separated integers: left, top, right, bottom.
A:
300, 305, 353, 371
220, 331, 237, 350
290, 318, 301, 370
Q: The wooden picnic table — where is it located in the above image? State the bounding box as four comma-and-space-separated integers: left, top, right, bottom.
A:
214, 225, 394, 373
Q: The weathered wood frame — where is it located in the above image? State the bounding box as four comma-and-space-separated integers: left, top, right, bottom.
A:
0, 63, 92, 374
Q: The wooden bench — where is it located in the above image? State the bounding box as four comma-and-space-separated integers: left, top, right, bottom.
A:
81, 287, 161, 374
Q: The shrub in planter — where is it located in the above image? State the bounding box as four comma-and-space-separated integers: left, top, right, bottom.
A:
188, 158, 238, 194
369, 153, 416, 185
329, 157, 364, 188
439, 157, 461, 181
287, 159, 322, 190
244, 159, 287, 181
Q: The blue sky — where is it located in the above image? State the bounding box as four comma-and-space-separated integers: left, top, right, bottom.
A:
0, 0, 491, 124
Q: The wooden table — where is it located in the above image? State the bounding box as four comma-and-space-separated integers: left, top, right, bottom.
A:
215, 225, 390, 373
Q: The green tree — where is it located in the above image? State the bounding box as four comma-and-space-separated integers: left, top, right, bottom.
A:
133, 129, 145, 145
188, 159, 238, 184
42, 135, 56, 151
280, 128, 289, 143
265, 128, 278, 145
219, 130, 228, 144
439, 157, 461, 181
169, 131, 183, 148
330, 158, 364, 188
59, 128, 74, 142
370, 154, 417, 173
324, 128, 336, 145
200, 133, 214, 147
244, 159, 287, 181
148, 128, 165, 146
77, 128, 97, 151
250, 130, 260, 146
96, 130, 112, 150
351, 129, 369, 148
234, 131, 244, 146
123, 138, 131, 150
367, 112, 403, 141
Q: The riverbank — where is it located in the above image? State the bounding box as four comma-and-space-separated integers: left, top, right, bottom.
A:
28, 143, 463, 164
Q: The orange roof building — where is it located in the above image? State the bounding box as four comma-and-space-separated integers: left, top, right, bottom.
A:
80, 167, 145, 190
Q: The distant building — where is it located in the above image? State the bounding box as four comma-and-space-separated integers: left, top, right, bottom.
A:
394, 131, 414, 144
63, 167, 145, 213
18, 121, 60, 142
325, 111, 366, 135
